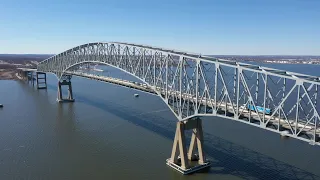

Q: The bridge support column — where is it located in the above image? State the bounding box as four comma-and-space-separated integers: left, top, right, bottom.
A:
25, 71, 29, 81
32, 72, 35, 86
36, 72, 47, 89
27, 71, 33, 83
166, 118, 210, 175
57, 76, 74, 102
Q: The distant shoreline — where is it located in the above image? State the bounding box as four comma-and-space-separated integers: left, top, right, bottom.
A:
243, 60, 320, 65
0, 69, 19, 80
1, 54, 320, 81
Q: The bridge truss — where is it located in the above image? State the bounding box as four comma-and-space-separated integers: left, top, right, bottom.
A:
37, 42, 320, 173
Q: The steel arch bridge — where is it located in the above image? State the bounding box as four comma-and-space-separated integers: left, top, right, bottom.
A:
37, 42, 320, 174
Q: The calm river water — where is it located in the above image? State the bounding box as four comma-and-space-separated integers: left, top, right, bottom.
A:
0, 63, 319, 180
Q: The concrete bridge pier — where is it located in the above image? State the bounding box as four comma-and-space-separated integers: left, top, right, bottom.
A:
36, 72, 47, 89
32, 72, 35, 86
27, 71, 34, 84
57, 76, 74, 102
166, 118, 210, 175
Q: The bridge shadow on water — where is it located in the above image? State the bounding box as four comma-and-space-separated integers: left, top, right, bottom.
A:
45, 84, 319, 180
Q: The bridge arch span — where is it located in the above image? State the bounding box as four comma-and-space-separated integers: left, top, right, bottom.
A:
38, 42, 208, 121
37, 41, 320, 147
60, 60, 184, 121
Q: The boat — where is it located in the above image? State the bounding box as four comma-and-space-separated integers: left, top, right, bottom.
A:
0, 104, 3, 108
134, 94, 139, 97
93, 65, 104, 72
93, 68, 104, 72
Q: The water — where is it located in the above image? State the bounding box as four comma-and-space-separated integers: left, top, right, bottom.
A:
0, 63, 320, 180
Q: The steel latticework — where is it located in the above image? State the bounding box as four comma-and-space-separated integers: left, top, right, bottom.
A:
38, 42, 320, 145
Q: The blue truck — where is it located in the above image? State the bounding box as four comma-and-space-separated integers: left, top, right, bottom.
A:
247, 104, 272, 115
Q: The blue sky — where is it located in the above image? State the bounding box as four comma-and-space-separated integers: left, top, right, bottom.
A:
0, 0, 319, 55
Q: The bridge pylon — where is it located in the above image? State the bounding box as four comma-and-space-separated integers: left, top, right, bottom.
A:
36, 72, 47, 89
57, 75, 75, 102
166, 118, 210, 174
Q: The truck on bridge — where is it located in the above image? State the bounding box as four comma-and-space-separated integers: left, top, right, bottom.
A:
246, 104, 272, 115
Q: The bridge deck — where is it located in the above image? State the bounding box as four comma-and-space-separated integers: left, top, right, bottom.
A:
17, 68, 38, 72
66, 71, 320, 145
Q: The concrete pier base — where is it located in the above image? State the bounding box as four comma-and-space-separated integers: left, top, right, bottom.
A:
167, 118, 210, 175
57, 78, 74, 102
36, 72, 47, 89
